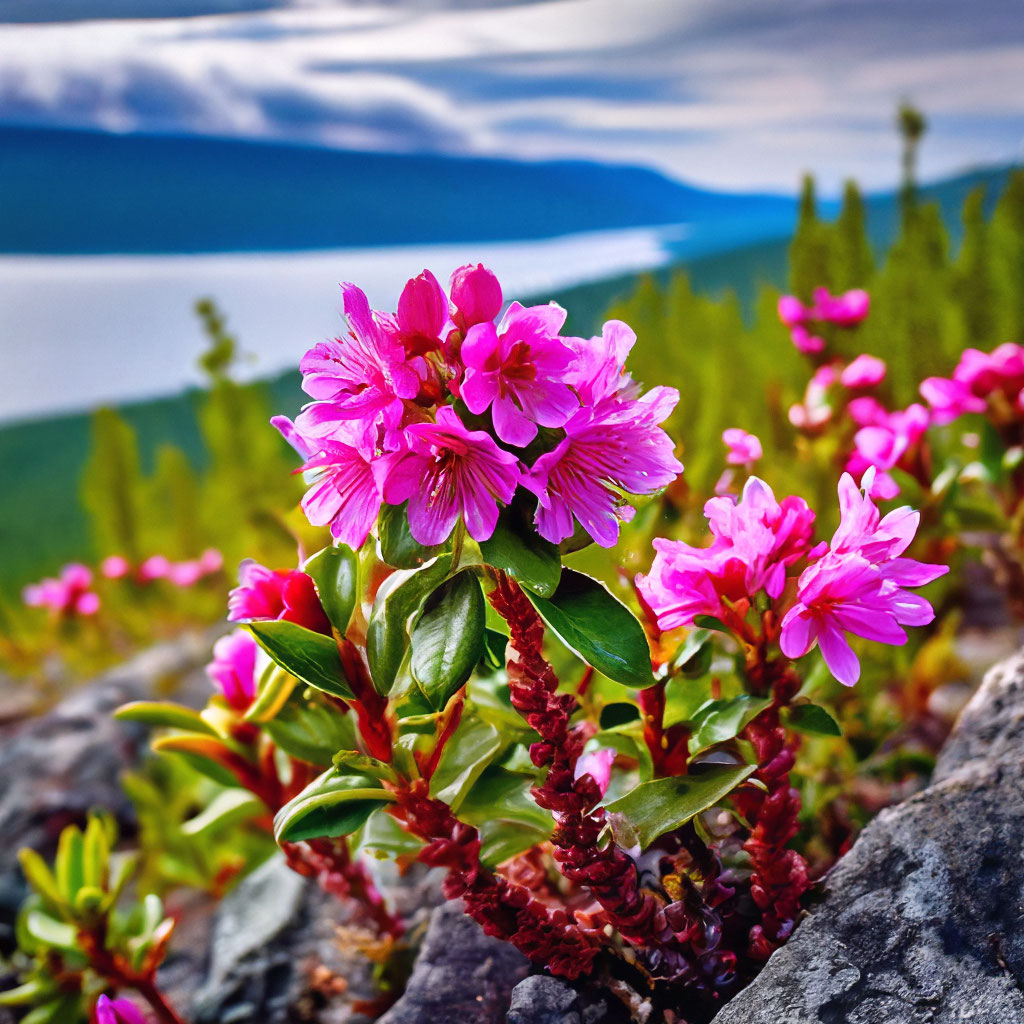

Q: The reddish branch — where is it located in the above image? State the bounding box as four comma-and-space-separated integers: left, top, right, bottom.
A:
282, 837, 404, 939
488, 573, 725, 987
391, 778, 603, 979
733, 664, 808, 960
337, 637, 393, 762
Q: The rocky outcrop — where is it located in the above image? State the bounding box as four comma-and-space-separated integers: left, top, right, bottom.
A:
710, 648, 1024, 1024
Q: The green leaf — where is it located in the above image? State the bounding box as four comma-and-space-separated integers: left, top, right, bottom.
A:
273, 770, 395, 844
354, 808, 425, 861
670, 629, 713, 677
978, 419, 1006, 484
24, 911, 79, 954
263, 689, 357, 765
526, 570, 654, 688
332, 750, 399, 782
305, 545, 359, 635
693, 614, 729, 633
18, 849, 64, 909
81, 815, 109, 890
429, 720, 503, 811
688, 695, 773, 756
480, 507, 562, 598
410, 570, 486, 709
244, 665, 298, 723
21, 994, 82, 1024
480, 627, 508, 671
478, 821, 550, 867
249, 620, 354, 701
182, 790, 265, 838
605, 763, 756, 849
0, 979, 48, 1007
367, 556, 451, 693
54, 826, 84, 904
379, 501, 446, 568
783, 702, 842, 737
457, 767, 553, 836
114, 701, 219, 735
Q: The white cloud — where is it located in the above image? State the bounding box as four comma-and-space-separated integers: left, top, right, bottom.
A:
0, 0, 1021, 192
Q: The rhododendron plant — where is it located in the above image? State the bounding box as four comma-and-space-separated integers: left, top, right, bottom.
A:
105, 266, 951, 1020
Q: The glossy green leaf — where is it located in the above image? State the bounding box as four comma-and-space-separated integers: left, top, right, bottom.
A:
693, 615, 729, 633
263, 689, 357, 765
367, 555, 451, 693
182, 790, 265, 838
305, 544, 359, 635
783, 702, 842, 737
527, 570, 654, 688
478, 821, 551, 867
244, 665, 298, 723
480, 508, 562, 597
0, 979, 48, 1007
670, 629, 713, 677
17, 849, 64, 909
606, 763, 756, 849
429, 720, 503, 811
21, 994, 81, 1024
274, 770, 395, 844
55, 826, 84, 903
688, 695, 773, 756
354, 808, 425, 861
24, 912, 78, 954
81, 815, 109, 890
457, 766, 553, 836
480, 627, 508, 671
249, 620, 353, 701
410, 570, 486, 708
114, 701, 218, 736
379, 501, 446, 568
332, 750, 399, 782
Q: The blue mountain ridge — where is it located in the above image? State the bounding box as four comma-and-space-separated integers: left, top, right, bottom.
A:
0, 124, 799, 255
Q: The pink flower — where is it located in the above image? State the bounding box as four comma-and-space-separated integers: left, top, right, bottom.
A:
919, 377, 986, 425
845, 404, 929, 500
840, 354, 886, 389
276, 417, 384, 550
637, 477, 817, 631
574, 747, 615, 796
779, 472, 948, 685
524, 390, 682, 547
198, 548, 223, 575
167, 561, 204, 587
789, 365, 837, 431
777, 295, 809, 328
813, 288, 870, 327
228, 560, 333, 636
450, 263, 503, 330
101, 555, 131, 580
94, 995, 148, 1024
920, 343, 1024, 424
23, 564, 100, 617
138, 555, 170, 583
790, 325, 825, 354
460, 301, 578, 446
382, 406, 521, 545
722, 427, 762, 466
565, 320, 642, 407
207, 629, 259, 711
396, 270, 449, 353
297, 283, 422, 445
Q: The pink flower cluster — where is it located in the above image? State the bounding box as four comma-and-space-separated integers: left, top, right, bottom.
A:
778, 288, 870, 354
920, 342, 1024, 425
94, 995, 147, 1024
23, 564, 100, 617
274, 266, 682, 550
638, 470, 947, 685
101, 549, 223, 587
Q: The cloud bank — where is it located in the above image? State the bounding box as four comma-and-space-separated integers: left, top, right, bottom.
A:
0, 0, 1021, 192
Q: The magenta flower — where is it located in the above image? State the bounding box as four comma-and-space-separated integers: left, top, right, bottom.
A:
919, 376, 986, 424
101, 555, 131, 580
392, 269, 450, 357
297, 283, 422, 444
460, 301, 578, 446
207, 629, 259, 711
138, 555, 171, 583
276, 416, 384, 550
777, 295, 809, 329
198, 548, 224, 575
637, 477, 817, 631
920, 343, 1024, 424
167, 560, 204, 588
524, 390, 682, 548
845, 403, 929, 500
574, 747, 615, 796
840, 354, 886, 389
382, 406, 521, 545
780, 472, 948, 685
228, 560, 333, 636
789, 324, 825, 355
23, 564, 100, 617
94, 995, 148, 1024
812, 287, 870, 327
565, 320, 642, 407
450, 263, 503, 330
789, 365, 837, 431
722, 427, 763, 466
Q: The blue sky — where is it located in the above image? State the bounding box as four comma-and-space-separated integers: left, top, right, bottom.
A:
0, 0, 1022, 193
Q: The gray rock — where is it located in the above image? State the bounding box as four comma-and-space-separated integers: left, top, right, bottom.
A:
0, 631, 217, 953
377, 900, 530, 1024
507, 975, 580, 1024
711, 647, 1024, 1024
